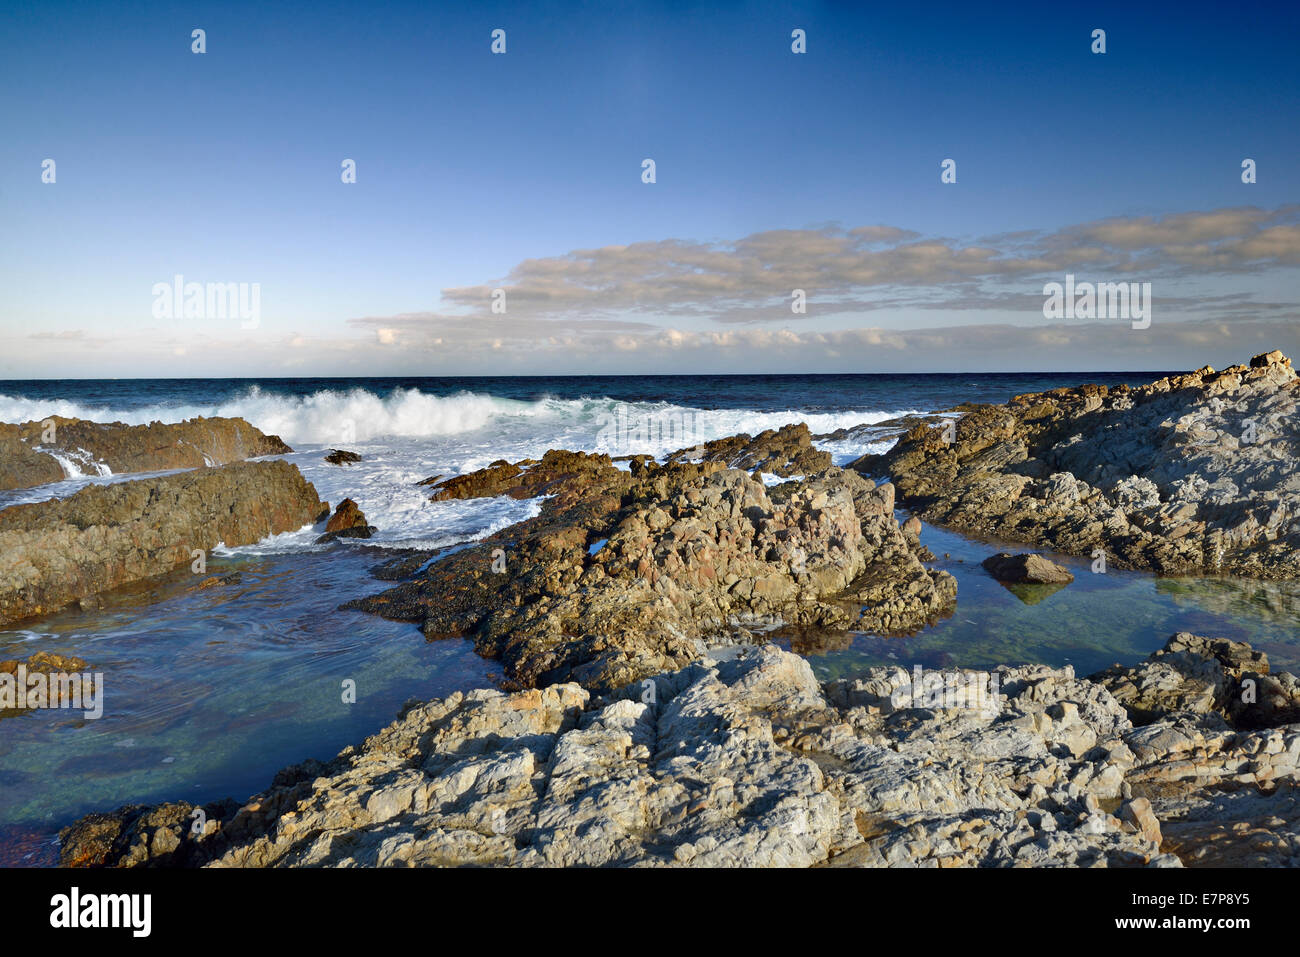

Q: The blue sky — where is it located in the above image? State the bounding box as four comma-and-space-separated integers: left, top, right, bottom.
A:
2, 0, 1298, 376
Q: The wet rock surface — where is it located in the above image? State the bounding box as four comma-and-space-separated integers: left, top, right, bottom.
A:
0, 461, 328, 625
351, 451, 955, 693
60, 635, 1300, 868
859, 351, 1300, 578
324, 449, 362, 465
0, 416, 292, 492
315, 498, 376, 543
422, 450, 614, 502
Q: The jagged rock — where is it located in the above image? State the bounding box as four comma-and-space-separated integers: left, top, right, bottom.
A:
0, 416, 292, 492
61, 635, 1300, 869
324, 449, 362, 465
422, 451, 615, 501
0, 461, 328, 625
315, 498, 377, 544
351, 461, 954, 693
1090, 632, 1296, 729
864, 351, 1300, 578
664, 423, 831, 477
982, 552, 1074, 584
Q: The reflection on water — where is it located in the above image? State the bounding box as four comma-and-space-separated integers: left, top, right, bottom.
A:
787, 521, 1300, 683
0, 547, 501, 866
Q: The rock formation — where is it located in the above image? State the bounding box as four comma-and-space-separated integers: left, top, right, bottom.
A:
0, 461, 328, 625
58, 634, 1300, 868
0, 416, 293, 492
857, 352, 1299, 578
353, 449, 955, 693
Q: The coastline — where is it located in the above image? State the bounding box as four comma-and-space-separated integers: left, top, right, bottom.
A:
2, 354, 1297, 868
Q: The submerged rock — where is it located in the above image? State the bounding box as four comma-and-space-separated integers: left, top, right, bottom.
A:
0, 416, 292, 492
66, 634, 1300, 869
0, 651, 92, 718
860, 351, 1300, 578
0, 461, 328, 625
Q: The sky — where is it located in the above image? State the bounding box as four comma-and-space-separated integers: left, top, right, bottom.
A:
2, 0, 1298, 378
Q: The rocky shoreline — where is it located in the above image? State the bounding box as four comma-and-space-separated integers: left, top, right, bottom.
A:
854, 351, 1299, 578
351, 431, 954, 692
9, 353, 1300, 867
57, 633, 1300, 868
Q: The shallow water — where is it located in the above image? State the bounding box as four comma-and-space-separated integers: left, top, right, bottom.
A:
0, 548, 501, 866
789, 521, 1300, 682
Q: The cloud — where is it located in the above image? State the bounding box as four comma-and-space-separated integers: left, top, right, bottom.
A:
430, 205, 1300, 326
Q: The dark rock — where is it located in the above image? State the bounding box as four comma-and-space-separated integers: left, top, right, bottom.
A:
324, 449, 362, 465
314, 498, 376, 543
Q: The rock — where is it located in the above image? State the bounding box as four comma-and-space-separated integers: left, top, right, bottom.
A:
0, 416, 292, 492
60, 644, 1164, 869
60, 631, 1300, 868
422, 451, 613, 501
871, 352, 1300, 579
0, 461, 328, 625
59, 800, 239, 868
195, 573, 243, 591
325, 498, 367, 533
315, 498, 376, 544
1090, 632, 1292, 729
350, 459, 955, 693
1119, 797, 1162, 845
0, 651, 91, 718
981, 553, 1074, 584
664, 423, 831, 477
324, 449, 362, 465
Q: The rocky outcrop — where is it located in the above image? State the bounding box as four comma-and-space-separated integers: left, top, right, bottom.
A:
315, 498, 376, 544
857, 351, 1300, 578
352, 457, 955, 693
62, 634, 1300, 868
0, 461, 328, 625
1090, 632, 1300, 730
982, 553, 1074, 584
664, 423, 831, 477
324, 449, 362, 465
422, 451, 613, 501
0, 416, 293, 492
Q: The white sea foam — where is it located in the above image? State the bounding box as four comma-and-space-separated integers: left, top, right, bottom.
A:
2, 386, 927, 551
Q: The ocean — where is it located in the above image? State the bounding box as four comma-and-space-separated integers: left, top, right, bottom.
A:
3, 372, 1298, 864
